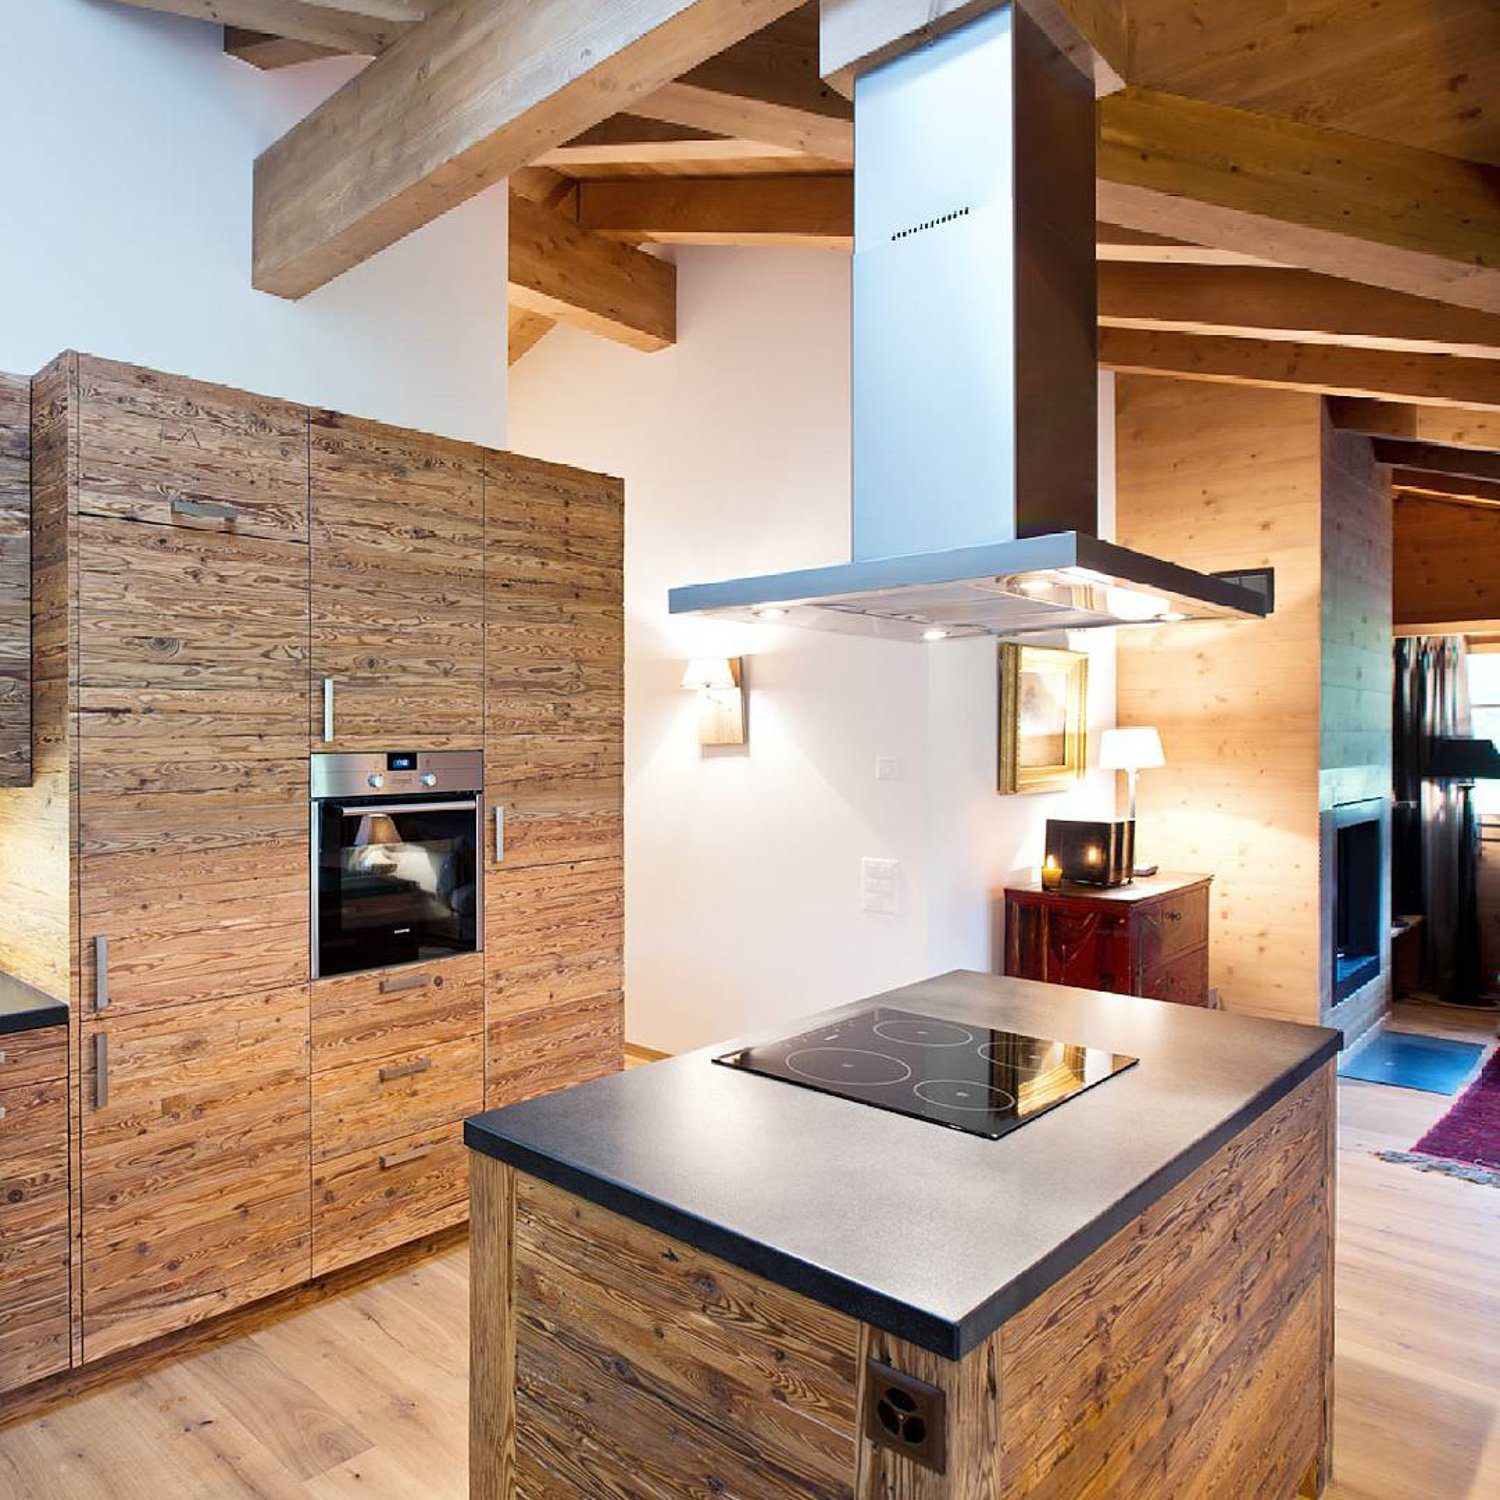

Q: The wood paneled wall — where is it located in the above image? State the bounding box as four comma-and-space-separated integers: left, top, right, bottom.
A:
1392, 494, 1500, 635
1115, 377, 1326, 1025
0, 373, 30, 786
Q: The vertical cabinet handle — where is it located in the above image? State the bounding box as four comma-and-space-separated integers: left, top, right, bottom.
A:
494, 805, 505, 863
94, 1032, 109, 1108
94, 934, 109, 1011
322, 678, 335, 742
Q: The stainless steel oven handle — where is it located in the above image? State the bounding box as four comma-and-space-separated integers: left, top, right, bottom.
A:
338, 800, 479, 817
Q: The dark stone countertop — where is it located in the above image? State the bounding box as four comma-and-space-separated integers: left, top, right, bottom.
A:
465, 970, 1340, 1359
0, 972, 68, 1034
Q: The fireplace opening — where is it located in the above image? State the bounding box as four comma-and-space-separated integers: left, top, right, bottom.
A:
1333, 812, 1383, 1004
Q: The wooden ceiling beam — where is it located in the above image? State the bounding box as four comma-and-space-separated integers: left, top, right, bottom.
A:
1099, 328, 1500, 411
1391, 471, 1500, 507
112, 0, 418, 56
507, 307, 557, 366
576, 175, 853, 246
1372, 441, 1500, 486
252, 0, 807, 299
818, 0, 1128, 97
224, 29, 342, 68
1094, 224, 1280, 268
508, 193, 676, 353
1098, 264, 1500, 359
1326, 400, 1500, 453
633, 6, 853, 163
1097, 88, 1500, 315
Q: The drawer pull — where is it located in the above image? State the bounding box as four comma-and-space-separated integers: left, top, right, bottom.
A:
0, 1049, 6, 1066
0, 1102, 6, 1122
171, 496, 239, 523
94, 1032, 109, 1109
379, 1144, 433, 1171
1166, 910, 1183, 923
95, 934, 109, 1011
379, 971, 434, 995
378, 1056, 432, 1083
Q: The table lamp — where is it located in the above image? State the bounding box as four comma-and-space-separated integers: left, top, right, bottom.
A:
1099, 726, 1165, 879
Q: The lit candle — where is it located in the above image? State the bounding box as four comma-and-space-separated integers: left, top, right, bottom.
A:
1041, 854, 1063, 891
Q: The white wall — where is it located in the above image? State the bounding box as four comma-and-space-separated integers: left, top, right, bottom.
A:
0, 0, 506, 445
510, 247, 1117, 1054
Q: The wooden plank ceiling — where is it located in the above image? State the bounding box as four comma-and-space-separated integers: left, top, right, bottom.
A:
106, 0, 1498, 446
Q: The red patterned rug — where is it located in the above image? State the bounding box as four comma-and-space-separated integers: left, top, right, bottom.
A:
1378, 1048, 1500, 1187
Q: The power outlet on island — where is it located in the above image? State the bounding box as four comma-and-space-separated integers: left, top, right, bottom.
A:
861, 857, 899, 915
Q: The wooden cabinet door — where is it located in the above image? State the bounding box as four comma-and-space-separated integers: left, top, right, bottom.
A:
310, 412, 485, 750
79, 988, 310, 1360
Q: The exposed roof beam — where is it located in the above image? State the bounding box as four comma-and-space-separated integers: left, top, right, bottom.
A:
112, 0, 418, 55
1371, 441, 1500, 486
818, 0, 1128, 97
1094, 224, 1280, 268
1098, 264, 1500, 359
508, 193, 676, 353
536, 116, 809, 172
1099, 328, 1500, 410
577, 175, 853, 246
508, 308, 556, 366
224, 29, 342, 67
632, 7, 852, 163
1326, 400, 1500, 453
1392, 471, 1500, 507
1097, 88, 1500, 315
252, 0, 807, 298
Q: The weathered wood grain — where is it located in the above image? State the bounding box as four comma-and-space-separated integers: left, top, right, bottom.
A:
79, 987, 312, 1361
311, 410, 485, 749
0, 372, 31, 787
485, 990, 622, 1110
470, 1154, 516, 1500
311, 955, 484, 1072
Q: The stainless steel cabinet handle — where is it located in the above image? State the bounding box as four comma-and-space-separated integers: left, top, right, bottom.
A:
94, 1032, 109, 1108
494, 805, 505, 863
379, 971, 435, 994
94, 934, 109, 1011
379, 1144, 433, 1170
322, 678, 335, 742
171, 496, 239, 523
378, 1056, 432, 1083
0, 1103, 7, 1123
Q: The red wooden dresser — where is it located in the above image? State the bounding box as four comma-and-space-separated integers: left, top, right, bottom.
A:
1004, 874, 1213, 1006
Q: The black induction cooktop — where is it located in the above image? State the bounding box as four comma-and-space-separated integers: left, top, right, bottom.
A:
713, 1006, 1138, 1139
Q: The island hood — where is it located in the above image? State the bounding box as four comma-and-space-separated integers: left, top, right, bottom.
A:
668, 5, 1271, 642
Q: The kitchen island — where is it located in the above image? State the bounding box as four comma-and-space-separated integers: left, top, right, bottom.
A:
465, 971, 1340, 1499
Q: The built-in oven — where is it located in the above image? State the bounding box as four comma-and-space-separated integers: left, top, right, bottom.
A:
311, 751, 483, 980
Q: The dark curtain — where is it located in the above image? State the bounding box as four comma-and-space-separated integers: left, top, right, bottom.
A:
1393, 637, 1481, 999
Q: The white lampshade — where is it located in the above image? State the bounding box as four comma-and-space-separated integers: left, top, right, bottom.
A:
680, 657, 737, 692
1099, 726, 1165, 772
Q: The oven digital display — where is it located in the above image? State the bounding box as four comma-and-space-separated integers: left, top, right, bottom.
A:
386, 752, 419, 771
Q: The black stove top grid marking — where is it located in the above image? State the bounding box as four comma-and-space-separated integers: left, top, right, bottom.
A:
714, 1005, 1138, 1140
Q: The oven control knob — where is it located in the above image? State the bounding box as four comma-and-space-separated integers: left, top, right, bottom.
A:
366, 773, 385, 789
420, 772, 438, 787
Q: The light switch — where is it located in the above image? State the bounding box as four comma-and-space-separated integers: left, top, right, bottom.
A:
861, 857, 899, 915
875, 756, 900, 781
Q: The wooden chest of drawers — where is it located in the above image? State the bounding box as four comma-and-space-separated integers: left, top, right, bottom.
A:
1004, 874, 1214, 1007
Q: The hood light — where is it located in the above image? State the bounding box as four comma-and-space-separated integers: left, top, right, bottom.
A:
753, 605, 788, 621
921, 627, 950, 642
1104, 586, 1170, 622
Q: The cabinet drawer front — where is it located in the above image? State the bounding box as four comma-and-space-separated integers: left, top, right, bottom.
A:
312, 1031, 482, 1163
487, 991, 622, 1111
0, 1071, 67, 1162
0, 1287, 70, 1395
311, 955, 484, 1071
485, 858, 623, 1016
312, 1122, 467, 1277
81, 835, 309, 1013
76, 356, 309, 543
0, 1027, 67, 1089
80, 988, 311, 1361
1139, 947, 1211, 1007
1136, 888, 1210, 971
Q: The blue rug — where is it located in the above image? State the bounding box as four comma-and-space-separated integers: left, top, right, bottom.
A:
1338, 1030, 1487, 1096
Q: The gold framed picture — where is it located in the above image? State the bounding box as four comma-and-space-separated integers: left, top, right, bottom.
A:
998, 643, 1088, 794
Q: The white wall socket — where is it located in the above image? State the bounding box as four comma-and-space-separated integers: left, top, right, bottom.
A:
861, 857, 899, 915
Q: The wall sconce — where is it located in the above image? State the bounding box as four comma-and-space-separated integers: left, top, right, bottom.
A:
680, 657, 746, 746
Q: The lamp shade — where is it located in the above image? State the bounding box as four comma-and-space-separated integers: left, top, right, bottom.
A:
1099, 726, 1165, 772
680, 657, 737, 692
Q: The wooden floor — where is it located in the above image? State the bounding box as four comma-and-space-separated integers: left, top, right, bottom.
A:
1, 1007, 1495, 1499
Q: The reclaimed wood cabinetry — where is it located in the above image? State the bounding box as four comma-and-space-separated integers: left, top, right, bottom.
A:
1004, 875, 1213, 1007
0, 1026, 71, 1392
483, 454, 624, 1109
311, 411, 486, 750
0, 352, 624, 1393
0, 373, 31, 787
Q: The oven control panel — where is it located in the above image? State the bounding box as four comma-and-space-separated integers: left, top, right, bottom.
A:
311, 749, 483, 801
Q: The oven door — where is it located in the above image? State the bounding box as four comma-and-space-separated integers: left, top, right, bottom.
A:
314, 795, 482, 979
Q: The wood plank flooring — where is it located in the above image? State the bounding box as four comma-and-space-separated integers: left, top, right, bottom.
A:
1, 1006, 1495, 1499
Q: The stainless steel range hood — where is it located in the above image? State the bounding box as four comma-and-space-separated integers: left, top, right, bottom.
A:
669, 4, 1270, 642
